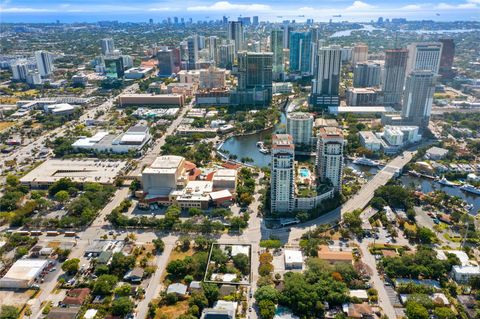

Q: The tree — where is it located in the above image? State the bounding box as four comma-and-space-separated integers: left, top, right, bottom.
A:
112, 297, 134, 316
189, 292, 208, 311
232, 253, 250, 275
258, 300, 276, 319
165, 293, 178, 305
405, 301, 429, 319
54, 190, 70, 203
109, 252, 135, 277
201, 282, 219, 306
417, 227, 436, 244
255, 286, 279, 304
61, 258, 80, 275
153, 238, 165, 254
115, 284, 132, 296
0, 306, 18, 319
6, 175, 20, 188
433, 307, 455, 319
93, 274, 118, 295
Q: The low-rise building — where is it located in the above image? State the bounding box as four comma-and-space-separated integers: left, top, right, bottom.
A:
46, 308, 80, 319
359, 131, 382, 151
425, 146, 449, 160
346, 87, 381, 106
124, 67, 153, 79
118, 94, 185, 107
72, 125, 151, 154
0, 259, 49, 289
284, 250, 303, 270
212, 169, 237, 192
452, 265, 480, 283
317, 245, 353, 264
20, 159, 126, 187
61, 288, 91, 307
167, 283, 188, 296
44, 103, 77, 115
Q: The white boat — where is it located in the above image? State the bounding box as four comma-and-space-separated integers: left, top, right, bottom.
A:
460, 184, 480, 195
436, 176, 461, 187
256, 141, 270, 154
352, 156, 379, 167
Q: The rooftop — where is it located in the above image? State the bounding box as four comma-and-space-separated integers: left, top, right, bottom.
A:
284, 250, 303, 264
0, 259, 48, 282
20, 159, 126, 185
272, 134, 294, 150
318, 127, 343, 139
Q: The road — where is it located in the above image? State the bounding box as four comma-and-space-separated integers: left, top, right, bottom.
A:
136, 235, 177, 319
358, 240, 398, 319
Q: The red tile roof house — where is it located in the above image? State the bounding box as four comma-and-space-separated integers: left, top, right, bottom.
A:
61, 288, 91, 307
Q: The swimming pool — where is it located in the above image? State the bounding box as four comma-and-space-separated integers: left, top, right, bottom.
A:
299, 167, 309, 178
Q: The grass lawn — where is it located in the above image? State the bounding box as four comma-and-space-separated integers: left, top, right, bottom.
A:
160, 248, 195, 283
403, 223, 417, 232
0, 97, 19, 104
444, 233, 462, 243
14, 89, 39, 97
0, 122, 15, 132
155, 300, 190, 319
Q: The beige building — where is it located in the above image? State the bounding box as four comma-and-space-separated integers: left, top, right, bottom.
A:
118, 94, 185, 107
212, 169, 237, 192
199, 66, 227, 89
316, 127, 344, 191
142, 155, 188, 197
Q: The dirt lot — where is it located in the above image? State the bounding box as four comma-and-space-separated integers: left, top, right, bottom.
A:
0, 289, 35, 308
155, 300, 190, 319
0, 122, 15, 132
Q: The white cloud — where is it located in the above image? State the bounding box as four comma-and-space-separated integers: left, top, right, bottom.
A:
346, 1, 376, 10
0, 6, 56, 13
187, 1, 271, 12
435, 1, 479, 9
401, 4, 424, 10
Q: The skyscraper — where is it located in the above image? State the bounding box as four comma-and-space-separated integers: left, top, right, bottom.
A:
252, 16, 259, 26
219, 42, 235, 70
401, 71, 436, 129
352, 43, 368, 65
228, 21, 244, 53
270, 134, 295, 213
383, 49, 408, 107
289, 32, 312, 74
101, 38, 115, 55
353, 62, 381, 88
439, 39, 455, 79
157, 48, 175, 77
11, 62, 29, 81
237, 52, 273, 106
406, 42, 443, 75
310, 45, 342, 109
281, 22, 293, 49
104, 57, 124, 78
316, 127, 344, 192
286, 112, 314, 147
208, 36, 219, 64
270, 29, 284, 80
187, 36, 199, 70
34, 51, 54, 78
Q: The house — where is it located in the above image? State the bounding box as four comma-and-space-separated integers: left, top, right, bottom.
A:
219, 284, 237, 297
317, 245, 353, 264
97, 251, 112, 265
457, 295, 477, 319
46, 308, 80, 319
123, 267, 144, 283
284, 250, 303, 270
343, 303, 374, 319
452, 265, 480, 283
166, 283, 188, 296
61, 288, 90, 307
349, 290, 369, 301
201, 300, 237, 319
432, 293, 450, 306
189, 281, 202, 292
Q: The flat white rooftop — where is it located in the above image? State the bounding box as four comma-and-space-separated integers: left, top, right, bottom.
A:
329, 106, 396, 114
284, 250, 303, 264
1, 259, 48, 281
20, 159, 127, 185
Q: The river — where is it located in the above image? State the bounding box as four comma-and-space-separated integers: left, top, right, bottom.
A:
219, 113, 287, 168
329, 24, 384, 38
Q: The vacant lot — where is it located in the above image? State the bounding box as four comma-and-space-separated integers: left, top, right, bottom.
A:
0, 122, 15, 132
155, 300, 189, 319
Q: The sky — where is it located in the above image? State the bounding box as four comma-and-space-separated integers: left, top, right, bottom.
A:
1, 0, 480, 23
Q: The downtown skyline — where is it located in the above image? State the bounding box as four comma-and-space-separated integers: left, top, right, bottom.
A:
1, 0, 480, 22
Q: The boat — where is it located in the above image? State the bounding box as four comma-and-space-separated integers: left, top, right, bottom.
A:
408, 170, 421, 177
460, 184, 480, 195
436, 176, 461, 187
256, 141, 270, 154
352, 156, 379, 167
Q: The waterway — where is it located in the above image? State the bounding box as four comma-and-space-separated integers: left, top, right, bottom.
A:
219, 113, 287, 168
329, 24, 478, 38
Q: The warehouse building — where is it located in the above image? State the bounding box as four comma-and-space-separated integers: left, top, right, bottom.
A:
0, 259, 49, 289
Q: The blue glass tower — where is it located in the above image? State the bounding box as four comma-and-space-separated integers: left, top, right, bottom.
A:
289, 32, 312, 74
